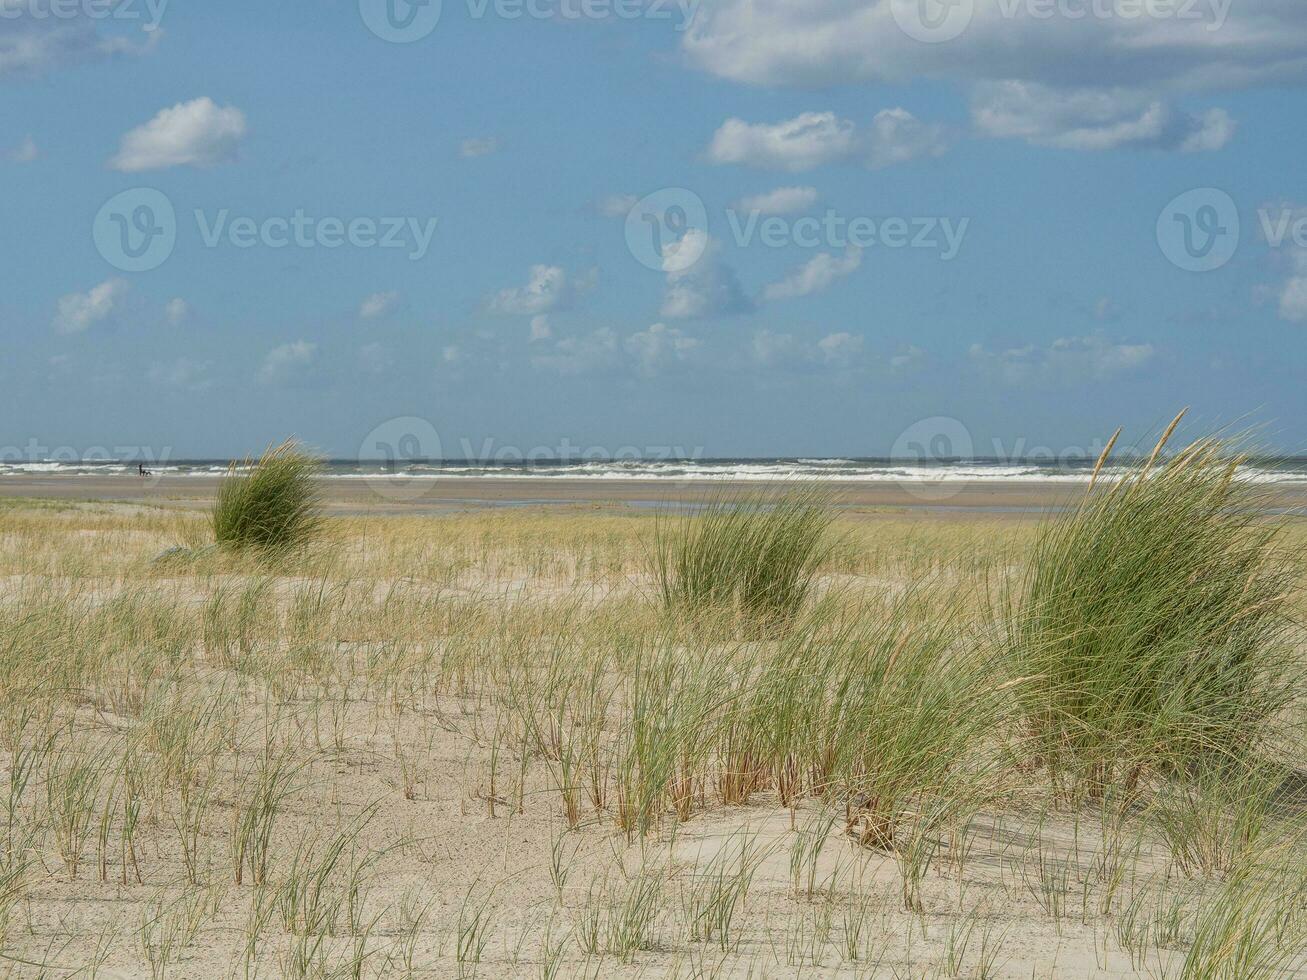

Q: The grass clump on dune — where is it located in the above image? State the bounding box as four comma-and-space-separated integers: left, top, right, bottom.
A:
212, 439, 324, 554
1006, 411, 1300, 798
653, 488, 834, 625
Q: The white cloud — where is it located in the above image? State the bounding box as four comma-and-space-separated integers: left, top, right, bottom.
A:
816, 331, 863, 367
1277, 251, 1307, 322
359, 291, 399, 319
661, 232, 754, 319
972, 83, 1235, 152
0, 13, 160, 79
970, 334, 1155, 385
8, 135, 37, 162
751, 329, 866, 372
490, 264, 595, 315
866, 108, 952, 167
109, 97, 246, 172
707, 112, 857, 172
598, 193, 638, 217
762, 247, 862, 301
459, 136, 501, 158
52, 278, 127, 334
530, 327, 619, 375
148, 357, 211, 390
165, 297, 189, 325
259, 340, 317, 385
625, 323, 702, 376
890, 344, 926, 372
734, 186, 818, 215
707, 109, 951, 171
1261, 203, 1307, 323
682, 0, 1271, 153
529, 315, 553, 342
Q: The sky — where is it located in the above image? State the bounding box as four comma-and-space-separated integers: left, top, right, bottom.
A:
3, 0, 1307, 463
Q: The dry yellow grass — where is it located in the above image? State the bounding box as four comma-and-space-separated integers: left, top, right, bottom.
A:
0, 498, 1303, 977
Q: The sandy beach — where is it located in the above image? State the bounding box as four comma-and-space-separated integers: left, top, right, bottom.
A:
0, 457, 1305, 976
6, 472, 1307, 517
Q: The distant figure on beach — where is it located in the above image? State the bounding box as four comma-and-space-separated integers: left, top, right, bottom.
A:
138, 462, 151, 477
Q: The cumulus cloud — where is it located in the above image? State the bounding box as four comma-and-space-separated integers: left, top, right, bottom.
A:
972, 82, 1235, 152
625, 323, 702, 376
762, 247, 862, 301
459, 136, 500, 158
1275, 250, 1307, 322
490, 264, 596, 315
0, 10, 160, 79
660, 231, 754, 318
707, 112, 857, 172
866, 108, 953, 167
708, 109, 952, 171
682, 0, 1267, 153
359, 291, 399, 319
890, 344, 926, 372
1260, 203, 1307, 322
529, 315, 553, 342
734, 186, 818, 215
109, 97, 246, 172
752, 329, 867, 371
52, 278, 127, 334
259, 340, 317, 385
970, 334, 1155, 385
530, 327, 619, 375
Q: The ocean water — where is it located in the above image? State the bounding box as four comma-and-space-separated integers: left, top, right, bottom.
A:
4, 457, 1307, 484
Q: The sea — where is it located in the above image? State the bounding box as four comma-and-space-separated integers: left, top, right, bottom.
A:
5, 457, 1307, 484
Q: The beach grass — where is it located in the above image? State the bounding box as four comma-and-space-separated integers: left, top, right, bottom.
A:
211, 439, 324, 554
0, 453, 1302, 975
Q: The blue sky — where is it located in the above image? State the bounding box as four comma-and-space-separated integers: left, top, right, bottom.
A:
3, 0, 1307, 461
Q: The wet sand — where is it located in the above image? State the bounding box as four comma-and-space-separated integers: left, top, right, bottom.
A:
4, 473, 1307, 518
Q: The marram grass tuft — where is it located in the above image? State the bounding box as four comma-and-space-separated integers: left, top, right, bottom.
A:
653, 487, 834, 625
211, 439, 324, 554
1005, 410, 1300, 796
